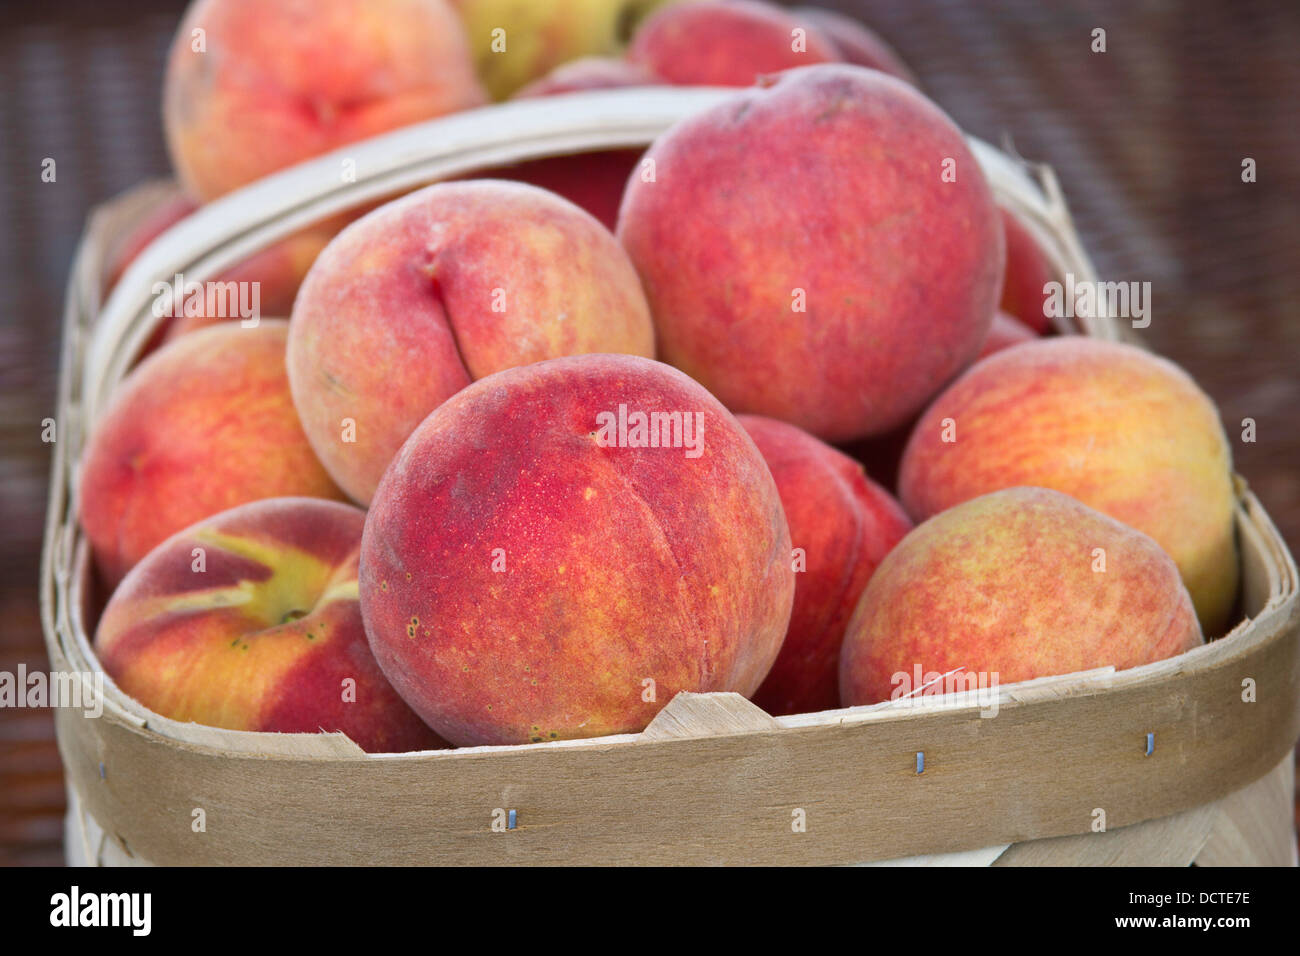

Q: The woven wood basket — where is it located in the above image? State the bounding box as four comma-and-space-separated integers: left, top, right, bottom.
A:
44, 89, 1300, 866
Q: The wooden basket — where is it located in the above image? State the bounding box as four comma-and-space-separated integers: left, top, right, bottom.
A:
44, 89, 1299, 866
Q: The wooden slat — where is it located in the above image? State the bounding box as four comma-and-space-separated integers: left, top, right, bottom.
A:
643, 692, 780, 739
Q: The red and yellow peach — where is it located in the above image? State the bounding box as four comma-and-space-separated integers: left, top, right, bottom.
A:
840, 487, 1204, 706
164, 0, 485, 200
359, 353, 794, 746
618, 64, 1004, 442
95, 497, 444, 752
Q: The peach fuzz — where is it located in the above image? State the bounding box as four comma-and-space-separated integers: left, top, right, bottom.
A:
627, 0, 842, 87
618, 64, 1004, 442
793, 6, 918, 85
839, 487, 1203, 706
163, 0, 485, 200
79, 321, 345, 590
737, 415, 912, 716
288, 179, 656, 504
359, 354, 795, 747
898, 337, 1238, 634
94, 498, 445, 753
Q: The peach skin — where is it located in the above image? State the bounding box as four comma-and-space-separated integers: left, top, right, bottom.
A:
840, 487, 1204, 706
627, 0, 842, 87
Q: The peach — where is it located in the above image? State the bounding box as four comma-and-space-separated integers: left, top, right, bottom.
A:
976, 310, 1038, 359
79, 321, 345, 589
898, 338, 1238, 633
94, 498, 445, 752
451, 0, 670, 99
627, 0, 842, 87
1000, 207, 1057, 333
288, 180, 656, 504
738, 415, 912, 716
359, 353, 795, 746
840, 487, 1203, 706
163, 0, 485, 200
618, 64, 1004, 441
793, 6, 917, 85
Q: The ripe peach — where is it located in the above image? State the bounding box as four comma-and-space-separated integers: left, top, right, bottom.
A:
79, 321, 345, 589
618, 64, 1004, 441
1000, 207, 1057, 333
840, 487, 1203, 706
288, 180, 656, 504
793, 6, 917, 85
359, 353, 795, 746
627, 0, 842, 87
163, 0, 485, 200
898, 338, 1238, 633
94, 498, 445, 752
738, 415, 911, 716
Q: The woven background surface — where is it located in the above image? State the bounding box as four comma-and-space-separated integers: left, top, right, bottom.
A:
1, 0, 1297, 865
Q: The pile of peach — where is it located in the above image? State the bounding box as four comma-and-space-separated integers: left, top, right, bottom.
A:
84, 0, 1236, 751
